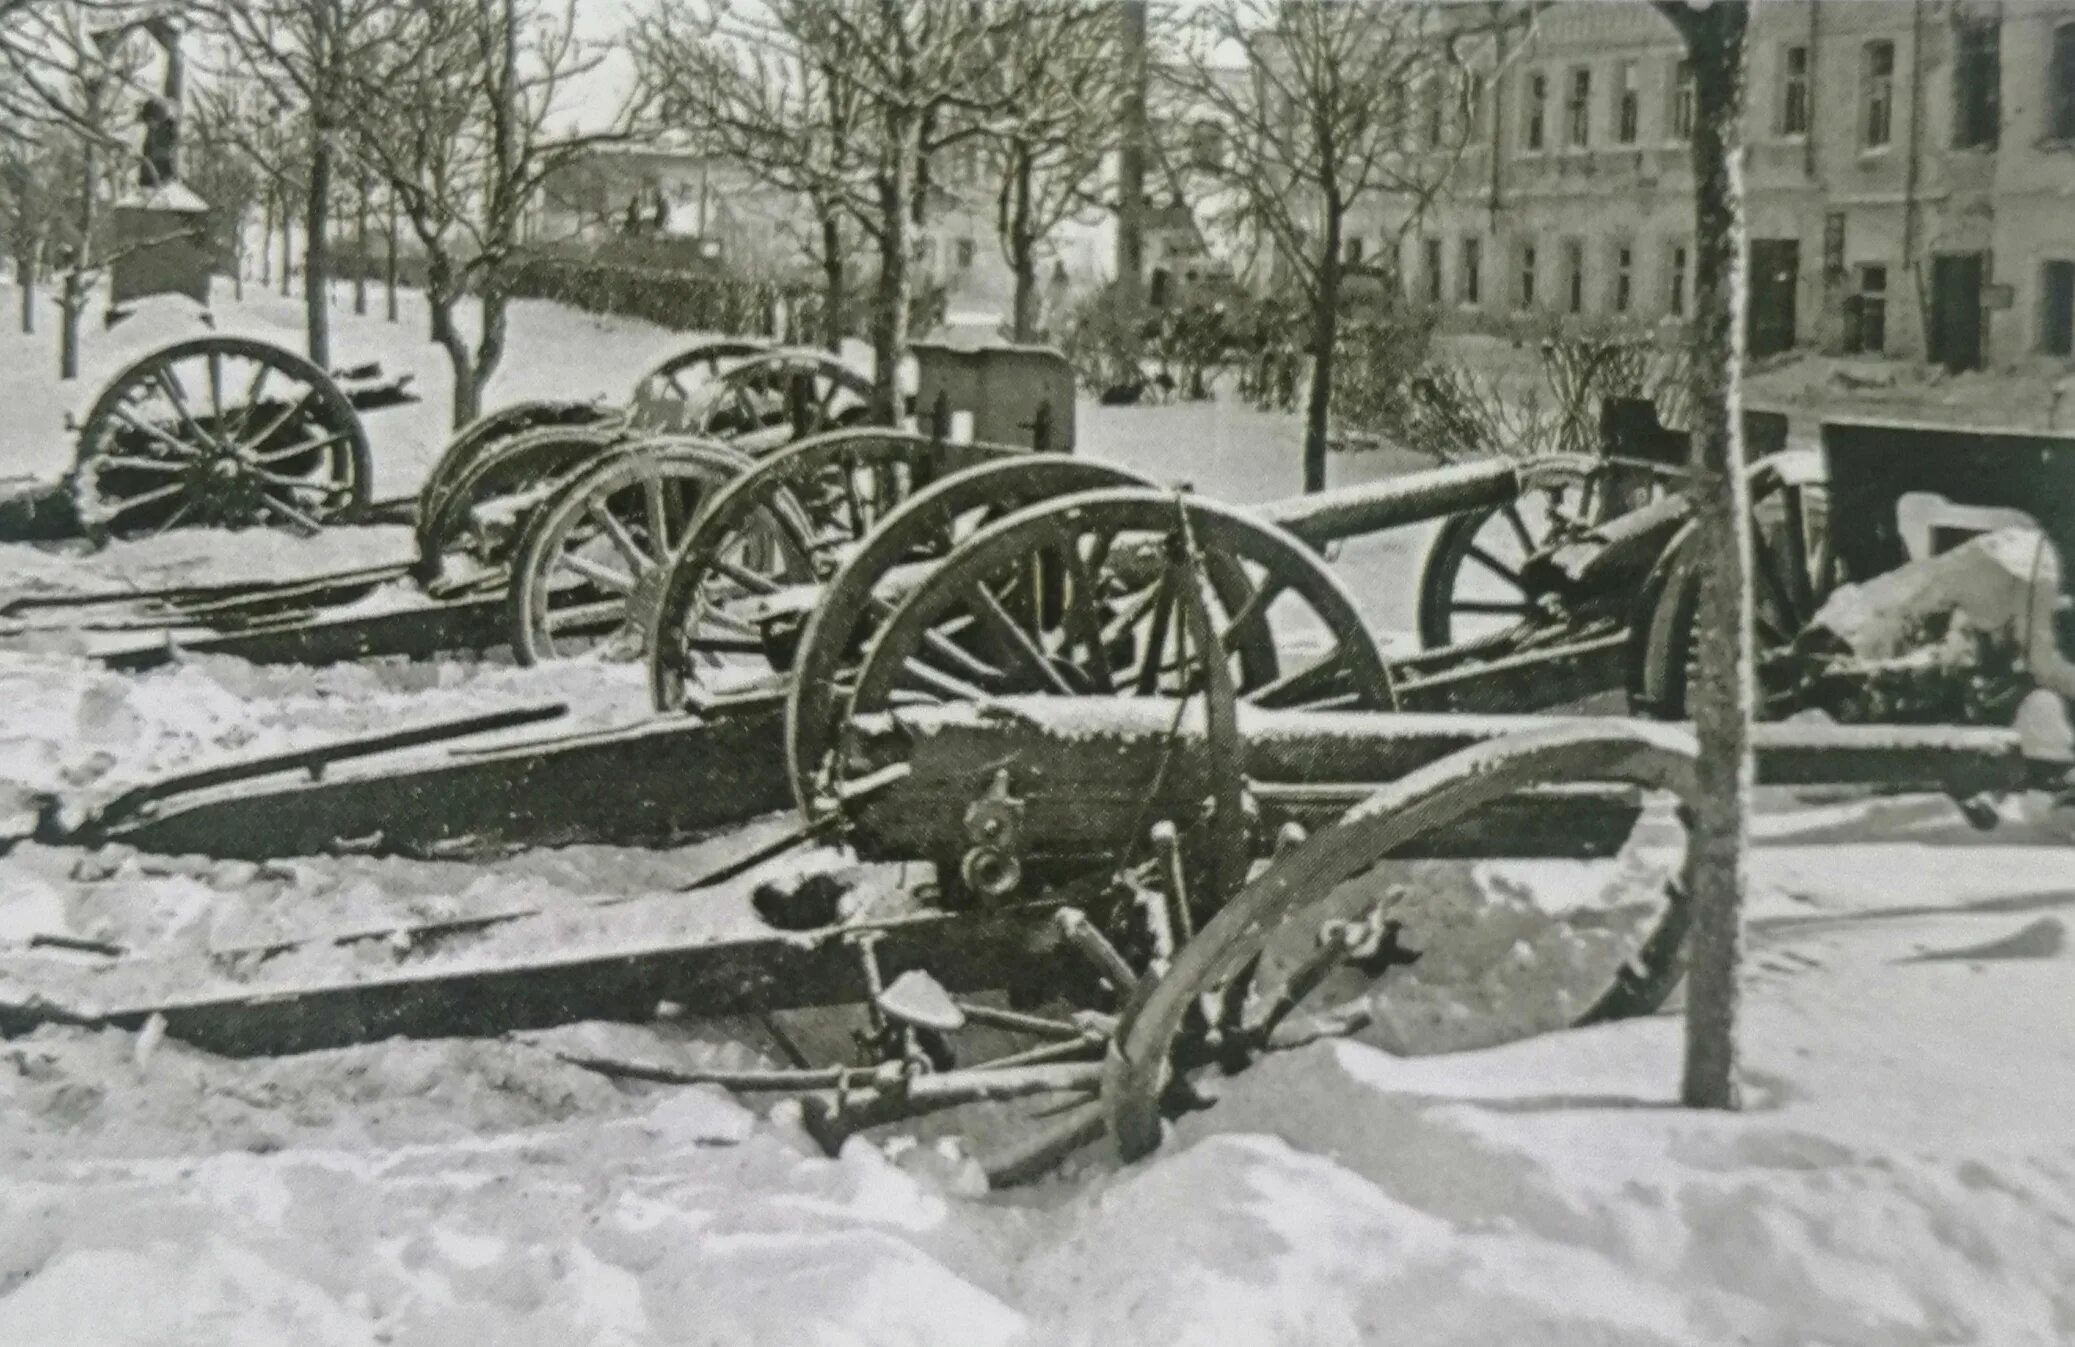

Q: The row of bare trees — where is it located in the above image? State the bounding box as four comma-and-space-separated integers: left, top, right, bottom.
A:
1, 0, 638, 424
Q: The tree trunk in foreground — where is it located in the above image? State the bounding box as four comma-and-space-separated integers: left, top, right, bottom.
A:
1669, 0, 1758, 1112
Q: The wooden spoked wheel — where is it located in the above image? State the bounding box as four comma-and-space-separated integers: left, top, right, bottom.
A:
685, 349, 874, 451
646, 430, 1018, 712
506, 443, 750, 666
625, 339, 772, 432
71, 335, 370, 541
415, 400, 618, 553
1102, 720, 1700, 1162
1626, 454, 1834, 721
784, 456, 1156, 814
412, 424, 653, 580
1414, 457, 1674, 649
830, 488, 1396, 815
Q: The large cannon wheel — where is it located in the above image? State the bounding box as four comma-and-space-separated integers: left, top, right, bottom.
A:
686, 348, 873, 450
1627, 451, 1833, 720
415, 400, 619, 555
647, 429, 1018, 711
828, 488, 1396, 817
507, 442, 748, 665
1415, 456, 1674, 649
412, 423, 649, 581
784, 456, 1156, 813
71, 335, 371, 540
626, 338, 772, 431
1102, 720, 1700, 1162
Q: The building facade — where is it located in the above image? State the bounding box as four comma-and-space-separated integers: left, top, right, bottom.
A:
1355, 0, 2075, 371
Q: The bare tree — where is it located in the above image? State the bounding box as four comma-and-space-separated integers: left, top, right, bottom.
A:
0, 0, 153, 378
203, 0, 395, 367
1653, 0, 1758, 1111
634, 0, 866, 351
349, 0, 644, 427
642, 0, 1073, 423
975, 0, 1122, 342
1166, 0, 1501, 493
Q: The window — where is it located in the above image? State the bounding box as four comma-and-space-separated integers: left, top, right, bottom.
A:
1563, 238, 1585, 314
1862, 40, 1895, 148
1466, 73, 1488, 138
1670, 59, 1695, 140
1189, 119, 1226, 171
1615, 60, 1640, 144
1612, 241, 1634, 313
1952, 20, 1998, 149
1565, 67, 1591, 147
1460, 235, 1482, 304
955, 237, 976, 269
1667, 241, 1689, 317
2043, 260, 2074, 356
1849, 264, 1889, 354
1517, 241, 1538, 309
1423, 77, 1447, 148
1780, 44, 1810, 136
1424, 237, 1444, 304
1524, 70, 1547, 151
1346, 236, 1364, 267
2050, 23, 2075, 140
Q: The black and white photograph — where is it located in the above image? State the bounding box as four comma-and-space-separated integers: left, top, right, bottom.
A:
2, 0, 2073, 1340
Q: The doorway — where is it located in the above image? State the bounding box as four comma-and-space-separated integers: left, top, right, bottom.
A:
1930, 252, 1986, 372
2042, 260, 2074, 358
1747, 238, 1799, 357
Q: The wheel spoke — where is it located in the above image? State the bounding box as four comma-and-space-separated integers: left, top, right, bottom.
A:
1464, 544, 1523, 587
1133, 576, 1176, 695
1218, 577, 1286, 655
1500, 502, 1537, 554
1451, 600, 1531, 615
251, 429, 350, 465
258, 491, 325, 534
963, 581, 1075, 694
561, 553, 637, 593
1247, 650, 1347, 708
643, 476, 671, 561
235, 388, 318, 455
95, 455, 186, 473
150, 498, 197, 536
153, 366, 216, 450
546, 598, 629, 635
107, 405, 208, 460
1060, 542, 1114, 693
587, 498, 650, 570
104, 481, 190, 518
710, 556, 782, 597
232, 361, 272, 441
206, 348, 226, 424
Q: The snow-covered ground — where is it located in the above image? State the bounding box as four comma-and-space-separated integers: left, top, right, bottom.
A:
2, 277, 2073, 1344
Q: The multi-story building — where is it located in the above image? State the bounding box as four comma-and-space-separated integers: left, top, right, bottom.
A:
1353, 0, 2075, 371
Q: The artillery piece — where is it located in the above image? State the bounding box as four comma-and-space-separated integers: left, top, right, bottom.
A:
6, 380, 2074, 1184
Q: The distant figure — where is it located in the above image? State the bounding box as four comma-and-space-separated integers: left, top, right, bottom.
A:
139, 96, 178, 189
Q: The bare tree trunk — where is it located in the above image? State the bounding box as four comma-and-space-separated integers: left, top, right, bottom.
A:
60, 135, 95, 382
279, 203, 293, 297
868, 127, 918, 426
473, 286, 508, 420
17, 251, 35, 335
820, 212, 846, 353
260, 189, 274, 287
1008, 154, 1038, 343
384, 191, 399, 322
304, 123, 333, 368
1668, 0, 1757, 1112
59, 266, 81, 379
1302, 209, 1344, 495
353, 174, 369, 317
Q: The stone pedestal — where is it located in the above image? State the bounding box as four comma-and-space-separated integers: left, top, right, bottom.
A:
110, 182, 210, 306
